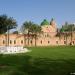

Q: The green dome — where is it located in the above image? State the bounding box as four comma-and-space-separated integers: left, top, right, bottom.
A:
60, 28, 65, 32
41, 19, 49, 25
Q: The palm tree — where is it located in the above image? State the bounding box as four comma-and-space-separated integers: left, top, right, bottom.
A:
60, 22, 75, 45
0, 14, 17, 46
30, 24, 41, 46
21, 21, 34, 46
21, 21, 41, 46
0, 14, 17, 34
68, 24, 75, 45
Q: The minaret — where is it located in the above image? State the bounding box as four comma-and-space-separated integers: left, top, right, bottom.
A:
50, 18, 56, 28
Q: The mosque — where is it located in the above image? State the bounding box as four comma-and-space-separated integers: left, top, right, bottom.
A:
0, 19, 75, 47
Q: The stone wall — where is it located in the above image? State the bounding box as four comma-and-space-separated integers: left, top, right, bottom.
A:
0, 33, 75, 47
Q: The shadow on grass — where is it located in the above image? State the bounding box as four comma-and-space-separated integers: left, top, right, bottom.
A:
0, 54, 75, 75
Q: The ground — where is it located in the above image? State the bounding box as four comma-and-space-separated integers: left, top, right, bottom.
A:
0, 46, 75, 75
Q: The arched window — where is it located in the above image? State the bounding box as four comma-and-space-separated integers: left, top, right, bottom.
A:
21, 40, 23, 44
10, 40, 12, 44
48, 41, 50, 44
47, 34, 49, 37
3, 40, 5, 44
31, 40, 32, 44
41, 40, 42, 44
56, 41, 58, 44
64, 41, 66, 44
14, 40, 16, 44
73, 41, 74, 44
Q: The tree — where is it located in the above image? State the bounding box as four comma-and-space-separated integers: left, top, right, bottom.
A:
21, 21, 41, 46
60, 22, 75, 32
21, 21, 34, 46
60, 22, 75, 45
68, 24, 75, 45
30, 24, 41, 46
0, 14, 17, 34
0, 14, 17, 46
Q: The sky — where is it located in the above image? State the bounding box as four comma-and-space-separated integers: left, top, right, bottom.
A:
0, 0, 75, 28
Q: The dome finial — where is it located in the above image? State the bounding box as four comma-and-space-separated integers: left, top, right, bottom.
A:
51, 18, 54, 21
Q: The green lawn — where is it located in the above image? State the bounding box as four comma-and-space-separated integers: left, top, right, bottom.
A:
0, 46, 75, 75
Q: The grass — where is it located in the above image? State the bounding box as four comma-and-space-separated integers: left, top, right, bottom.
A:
0, 46, 75, 75
27, 46, 75, 59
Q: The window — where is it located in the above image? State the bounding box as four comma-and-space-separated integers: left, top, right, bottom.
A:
56, 41, 58, 44
21, 40, 23, 44
10, 40, 12, 44
45, 35, 46, 37
3, 40, 5, 44
14, 40, 16, 44
64, 41, 66, 44
31, 40, 32, 44
41, 40, 42, 44
47, 34, 49, 37
48, 41, 50, 44
73, 41, 74, 44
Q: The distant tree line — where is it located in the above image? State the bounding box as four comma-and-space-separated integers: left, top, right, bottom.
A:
57, 22, 75, 45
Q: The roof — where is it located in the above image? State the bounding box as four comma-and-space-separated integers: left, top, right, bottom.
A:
41, 19, 49, 25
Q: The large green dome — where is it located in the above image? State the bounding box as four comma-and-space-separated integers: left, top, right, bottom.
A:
41, 19, 49, 25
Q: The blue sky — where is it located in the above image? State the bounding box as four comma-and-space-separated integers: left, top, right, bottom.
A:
0, 0, 75, 28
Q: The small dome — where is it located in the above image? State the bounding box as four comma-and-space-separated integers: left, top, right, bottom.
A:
60, 28, 64, 32
41, 19, 49, 25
